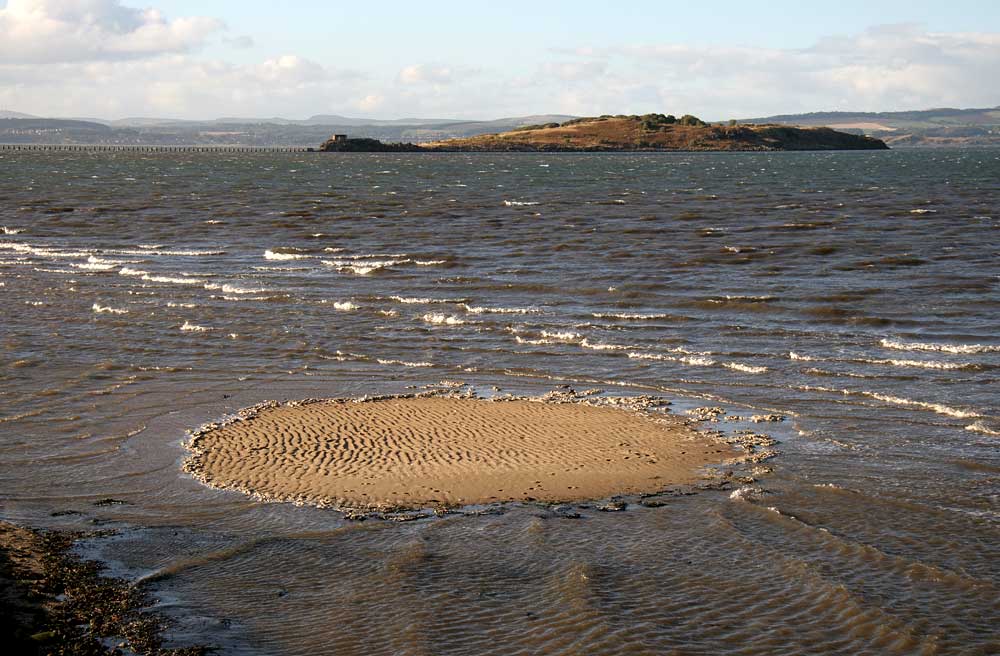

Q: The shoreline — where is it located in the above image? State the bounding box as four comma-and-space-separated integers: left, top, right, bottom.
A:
0, 521, 209, 655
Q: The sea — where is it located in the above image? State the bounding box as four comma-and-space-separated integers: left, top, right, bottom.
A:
1, 149, 997, 655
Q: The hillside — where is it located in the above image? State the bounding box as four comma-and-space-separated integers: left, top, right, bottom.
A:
424, 115, 888, 151
0, 112, 575, 146
740, 106, 1000, 147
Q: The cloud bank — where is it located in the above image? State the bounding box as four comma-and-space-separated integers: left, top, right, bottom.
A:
1, 2, 997, 120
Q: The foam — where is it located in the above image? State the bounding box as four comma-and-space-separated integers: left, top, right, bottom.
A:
332, 301, 359, 311
540, 330, 582, 341
723, 362, 769, 374
1, 227, 23, 235
460, 303, 539, 315
264, 249, 311, 261
801, 384, 981, 419
204, 282, 270, 295
180, 321, 210, 332
321, 258, 411, 275
580, 339, 630, 351
422, 313, 466, 326
964, 421, 1000, 436
375, 358, 434, 368
592, 312, 672, 320
879, 338, 999, 355
92, 303, 128, 315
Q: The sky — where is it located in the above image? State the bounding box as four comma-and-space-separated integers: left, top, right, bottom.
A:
1, 0, 999, 120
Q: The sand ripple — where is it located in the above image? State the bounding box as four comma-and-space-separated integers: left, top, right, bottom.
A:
184, 395, 736, 512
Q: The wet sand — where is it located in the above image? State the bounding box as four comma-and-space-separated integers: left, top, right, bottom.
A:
184, 394, 740, 512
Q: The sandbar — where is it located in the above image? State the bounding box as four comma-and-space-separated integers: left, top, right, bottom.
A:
184, 394, 741, 512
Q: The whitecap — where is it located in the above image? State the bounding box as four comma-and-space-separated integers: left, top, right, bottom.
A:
203, 282, 269, 294
880, 338, 998, 355
459, 303, 538, 315
180, 321, 209, 332
540, 330, 582, 341
376, 358, 434, 368
579, 339, 629, 351
414, 259, 447, 266
909, 209, 937, 214
965, 421, 1000, 436
680, 356, 716, 366
504, 200, 540, 206
264, 249, 311, 261
724, 362, 768, 374
422, 313, 466, 326
332, 301, 358, 311
592, 312, 671, 320
92, 303, 128, 315
1, 227, 23, 235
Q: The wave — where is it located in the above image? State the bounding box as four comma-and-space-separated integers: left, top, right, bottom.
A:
321, 258, 410, 275
422, 313, 466, 326
204, 282, 270, 295
460, 303, 539, 315
92, 303, 128, 315
680, 355, 716, 366
964, 421, 1000, 436
414, 259, 447, 266
723, 362, 769, 374
540, 330, 582, 341
167, 302, 197, 308
592, 312, 672, 320
791, 351, 976, 370
180, 321, 210, 332
515, 336, 557, 346
800, 384, 980, 419
1, 227, 23, 235
909, 208, 937, 214
332, 301, 358, 311
0, 242, 91, 258
120, 267, 205, 285
376, 358, 434, 368
879, 338, 999, 355
579, 339, 630, 351
264, 249, 311, 261
389, 295, 459, 305
504, 200, 540, 206
105, 248, 225, 257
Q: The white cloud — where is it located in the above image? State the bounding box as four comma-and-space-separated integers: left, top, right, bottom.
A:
398, 64, 453, 85
0, 0, 222, 63
1, 16, 997, 120
564, 24, 1000, 117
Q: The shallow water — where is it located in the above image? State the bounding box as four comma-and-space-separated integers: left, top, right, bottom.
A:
1, 149, 998, 654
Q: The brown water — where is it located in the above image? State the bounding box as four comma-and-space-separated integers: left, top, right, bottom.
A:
1, 149, 998, 654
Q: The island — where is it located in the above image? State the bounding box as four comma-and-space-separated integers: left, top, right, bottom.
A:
320, 113, 889, 152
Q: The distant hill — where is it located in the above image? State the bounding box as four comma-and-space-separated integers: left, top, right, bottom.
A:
423, 115, 887, 152
0, 112, 577, 146
0, 118, 110, 131
0, 111, 39, 119
739, 106, 1000, 147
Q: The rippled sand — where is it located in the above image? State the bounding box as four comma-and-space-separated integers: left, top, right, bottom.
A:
184, 396, 736, 511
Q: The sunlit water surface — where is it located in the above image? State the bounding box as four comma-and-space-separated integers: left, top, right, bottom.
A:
1, 150, 998, 655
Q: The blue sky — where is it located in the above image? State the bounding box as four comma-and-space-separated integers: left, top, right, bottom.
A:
2, 0, 999, 119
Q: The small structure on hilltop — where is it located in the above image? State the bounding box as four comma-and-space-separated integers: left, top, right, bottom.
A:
318, 134, 423, 152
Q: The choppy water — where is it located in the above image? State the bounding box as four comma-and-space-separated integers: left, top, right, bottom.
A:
1, 149, 998, 655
